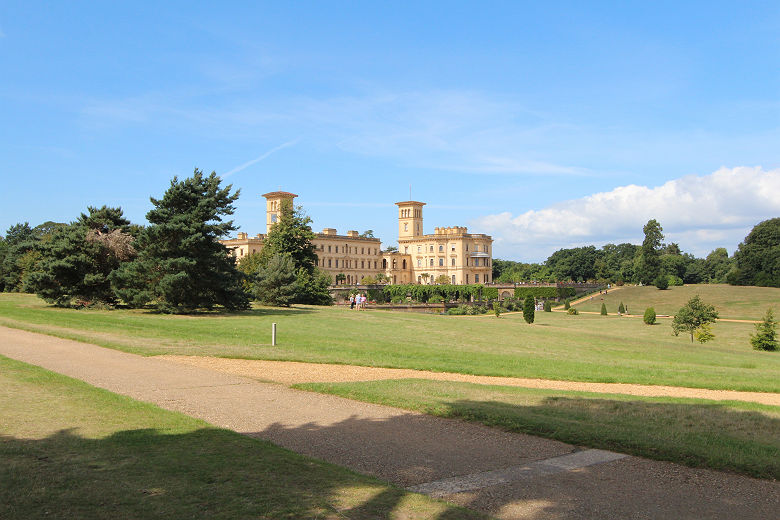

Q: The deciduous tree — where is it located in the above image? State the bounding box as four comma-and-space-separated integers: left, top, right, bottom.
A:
672, 295, 719, 343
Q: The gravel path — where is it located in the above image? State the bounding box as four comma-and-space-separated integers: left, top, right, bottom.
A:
2, 326, 778, 520
158, 355, 780, 405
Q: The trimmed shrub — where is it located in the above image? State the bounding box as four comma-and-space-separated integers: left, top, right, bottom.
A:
643, 307, 656, 325
523, 295, 535, 324
567, 307, 579, 315
493, 302, 502, 317
543, 300, 552, 312
600, 303, 607, 316
654, 275, 669, 290
564, 299, 571, 310
618, 302, 625, 314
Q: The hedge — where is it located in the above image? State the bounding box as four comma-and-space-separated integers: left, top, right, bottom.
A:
382, 284, 491, 303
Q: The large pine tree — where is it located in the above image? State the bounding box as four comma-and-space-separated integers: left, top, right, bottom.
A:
27, 207, 134, 307
111, 169, 249, 313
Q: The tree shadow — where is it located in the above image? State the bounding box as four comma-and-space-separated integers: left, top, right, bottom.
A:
241, 397, 780, 519
0, 427, 483, 520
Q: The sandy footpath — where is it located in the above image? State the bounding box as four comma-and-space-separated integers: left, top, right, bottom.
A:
158, 355, 780, 406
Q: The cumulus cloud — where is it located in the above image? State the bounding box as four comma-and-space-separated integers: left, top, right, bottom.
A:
473, 166, 780, 261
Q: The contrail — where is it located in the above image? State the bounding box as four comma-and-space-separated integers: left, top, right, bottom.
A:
222, 139, 299, 178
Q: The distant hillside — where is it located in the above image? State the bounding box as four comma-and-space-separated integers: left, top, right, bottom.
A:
573, 284, 779, 321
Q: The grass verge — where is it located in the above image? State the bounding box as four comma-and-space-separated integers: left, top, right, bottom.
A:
296, 379, 780, 480
0, 355, 484, 519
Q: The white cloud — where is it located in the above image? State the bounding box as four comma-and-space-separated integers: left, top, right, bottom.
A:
473, 166, 780, 261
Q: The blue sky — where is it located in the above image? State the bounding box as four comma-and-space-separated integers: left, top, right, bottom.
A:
1, 1, 778, 261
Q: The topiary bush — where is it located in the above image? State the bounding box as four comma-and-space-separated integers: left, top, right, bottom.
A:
523, 295, 535, 324
567, 307, 579, 315
601, 303, 607, 316
643, 307, 656, 325
654, 275, 669, 290
543, 300, 552, 312
564, 299, 571, 310
618, 302, 625, 314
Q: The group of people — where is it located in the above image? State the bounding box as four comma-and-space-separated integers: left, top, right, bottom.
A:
349, 293, 368, 310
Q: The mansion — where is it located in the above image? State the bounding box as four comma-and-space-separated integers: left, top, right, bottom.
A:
220, 191, 493, 285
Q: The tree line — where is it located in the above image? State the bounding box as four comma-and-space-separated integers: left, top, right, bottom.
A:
0, 169, 331, 312
493, 218, 780, 288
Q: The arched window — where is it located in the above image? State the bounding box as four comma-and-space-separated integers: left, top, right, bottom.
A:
402, 259, 407, 269
439, 245, 443, 252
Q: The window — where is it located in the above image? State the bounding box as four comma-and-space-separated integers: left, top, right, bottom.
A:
335, 246, 338, 253
361, 261, 365, 268
429, 245, 433, 252
328, 259, 332, 267
271, 214, 277, 223
417, 246, 421, 253
417, 259, 422, 267
475, 245, 479, 252
466, 274, 469, 283
466, 244, 469, 251
452, 275, 456, 284
374, 261, 377, 269
404, 223, 408, 232
438, 258, 443, 266
315, 258, 318, 266
430, 258, 434, 266
328, 245, 331, 252
451, 258, 455, 266
405, 246, 408, 253
439, 245, 443, 252
475, 274, 480, 283
451, 245, 455, 251
361, 248, 364, 254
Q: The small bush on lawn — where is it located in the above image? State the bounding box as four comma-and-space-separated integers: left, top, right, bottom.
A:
644, 307, 657, 325
618, 302, 625, 314
543, 300, 552, 312
654, 275, 669, 290
493, 302, 501, 317
601, 303, 608, 316
564, 299, 571, 310
567, 307, 579, 315
751, 308, 778, 351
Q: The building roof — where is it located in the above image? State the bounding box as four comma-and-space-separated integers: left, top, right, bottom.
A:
394, 200, 426, 206
262, 191, 298, 199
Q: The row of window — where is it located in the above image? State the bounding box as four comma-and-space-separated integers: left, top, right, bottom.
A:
318, 244, 380, 256
415, 257, 491, 267
415, 273, 490, 284
317, 258, 380, 270
404, 244, 489, 254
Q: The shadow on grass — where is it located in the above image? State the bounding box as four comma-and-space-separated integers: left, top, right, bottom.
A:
0, 427, 483, 520
438, 397, 780, 480
245, 409, 779, 520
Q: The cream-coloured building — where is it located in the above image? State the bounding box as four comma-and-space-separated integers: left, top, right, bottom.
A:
220, 191, 493, 285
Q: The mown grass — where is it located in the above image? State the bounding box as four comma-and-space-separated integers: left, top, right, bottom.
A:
1, 292, 779, 392
297, 379, 780, 480
573, 284, 779, 320
0, 355, 484, 520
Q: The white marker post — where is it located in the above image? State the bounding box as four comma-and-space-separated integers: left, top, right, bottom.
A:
272, 322, 277, 346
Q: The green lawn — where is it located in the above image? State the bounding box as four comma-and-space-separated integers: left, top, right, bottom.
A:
1, 292, 779, 392
572, 284, 779, 320
297, 379, 780, 480
0, 355, 483, 520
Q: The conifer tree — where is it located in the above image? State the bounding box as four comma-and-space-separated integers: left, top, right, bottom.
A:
111, 169, 249, 313
523, 295, 535, 324
253, 253, 297, 307
27, 206, 134, 307
751, 308, 778, 351
601, 302, 607, 315
618, 302, 625, 314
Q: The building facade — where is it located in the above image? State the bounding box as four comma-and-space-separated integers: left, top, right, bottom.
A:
220, 191, 493, 285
